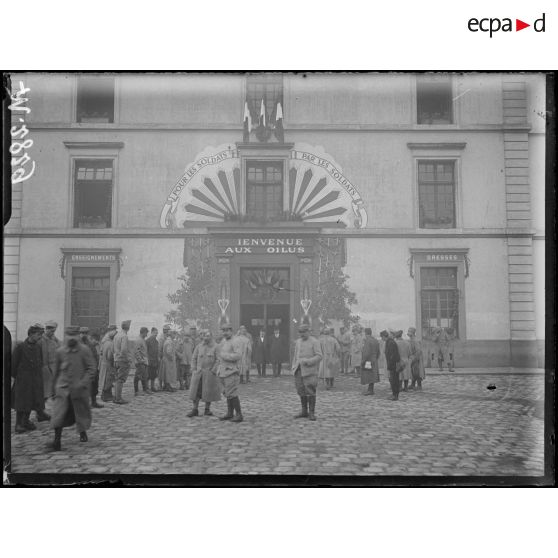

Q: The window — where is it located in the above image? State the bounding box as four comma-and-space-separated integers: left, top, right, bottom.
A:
246, 74, 283, 124
416, 76, 453, 124
76, 76, 114, 123
420, 267, 459, 338
71, 267, 111, 330
418, 160, 456, 228
246, 161, 284, 221
73, 159, 113, 228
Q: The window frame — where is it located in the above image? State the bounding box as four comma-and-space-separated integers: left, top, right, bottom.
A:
245, 160, 285, 222
64, 142, 123, 229
412, 155, 462, 231
413, 75, 457, 127
245, 74, 284, 125
74, 75, 119, 125
417, 159, 457, 229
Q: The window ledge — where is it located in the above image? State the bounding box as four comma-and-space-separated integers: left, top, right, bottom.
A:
64, 141, 124, 149
408, 142, 466, 150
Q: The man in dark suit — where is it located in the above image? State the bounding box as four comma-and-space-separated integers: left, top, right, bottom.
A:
268, 327, 286, 378
253, 329, 268, 377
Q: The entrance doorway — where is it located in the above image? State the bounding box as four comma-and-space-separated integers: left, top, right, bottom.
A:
239, 267, 291, 356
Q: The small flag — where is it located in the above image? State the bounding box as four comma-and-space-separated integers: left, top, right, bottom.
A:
243, 101, 252, 141
274, 101, 284, 142
259, 98, 266, 128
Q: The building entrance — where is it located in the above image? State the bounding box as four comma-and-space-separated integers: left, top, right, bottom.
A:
238, 267, 291, 355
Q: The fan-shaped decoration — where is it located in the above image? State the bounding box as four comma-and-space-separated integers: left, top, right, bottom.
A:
243, 269, 284, 301
160, 143, 368, 229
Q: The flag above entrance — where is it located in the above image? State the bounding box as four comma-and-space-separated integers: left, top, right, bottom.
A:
160, 143, 368, 229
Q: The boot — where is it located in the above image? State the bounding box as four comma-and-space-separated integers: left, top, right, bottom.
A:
246, 370, 251, 383
294, 396, 309, 418
239, 375, 245, 384
417, 379, 423, 391
219, 398, 234, 421
36, 409, 51, 422
91, 395, 104, 408
204, 402, 213, 416
101, 389, 114, 402
231, 397, 243, 423
113, 382, 129, 404
142, 380, 152, 394
50, 427, 62, 451
403, 380, 409, 392
410, 380, 416, 390
179, 379, 185, 390
15, 411, 27, 434
438, 358, 443, 371
23, 412, 37, 431
79, 431, 88, 442
364, 383, 374, 395
150, 379, 157, 392
187, 400, 200, 417
133, 377, 139, 394
308, 396, 316, 421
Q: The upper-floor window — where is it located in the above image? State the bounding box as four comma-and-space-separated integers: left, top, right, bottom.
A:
74, 159, 113, 228
246, 161, 284, 222
246, 74, 283, 124
416, 76, 453, 124
76, 76, 114, 123
418, 160, 456, 229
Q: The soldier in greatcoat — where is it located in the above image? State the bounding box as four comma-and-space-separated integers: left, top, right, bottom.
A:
432, 327, 455, 372
159, 329, 178, 391
337, 326, 351, 375
99, 326, 117, 401
40, 320, 61, 401
146, 327, 160, 392
80, 326, 103, 408
113, 320, 133, 404
48, 325, 96, 451
350, 326, 364, 376
381, 330, 401, 401
407, 326, 426, 390
236, 325, 252, 383
394, 330, 412, 392
187, 329, 221, 417
292, 324, 323, 421
12, 324, 49, 433
217, 323, 243, 423
320, 327, 341, 390
360, 327, 380, 395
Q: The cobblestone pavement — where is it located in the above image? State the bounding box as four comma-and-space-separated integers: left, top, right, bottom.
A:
7, 370, 545, 477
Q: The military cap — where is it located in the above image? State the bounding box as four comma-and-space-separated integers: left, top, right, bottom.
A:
380, 330, 389, 337
298, 324, 310, 333
162, 324, 171, 331
221, 322, 233, 330
107, 324, 117, 331
121, 320, 131, 328
31, 322, 45, 330
79, 326, 90, 334
45, 320, 58, 328
65, 325, 81, 336
407, 327, 416, 335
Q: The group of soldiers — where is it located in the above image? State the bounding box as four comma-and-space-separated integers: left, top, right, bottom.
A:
10, 317, 456, 450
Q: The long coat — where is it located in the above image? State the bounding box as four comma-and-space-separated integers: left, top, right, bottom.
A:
361, 335, 380, 384
11, 339, 44, 412
350, 333, 364, 368
188, 341, 221, 402
395, 338, 412, 381
252, 335, 268, 364
235, 334, 251, 374
384, 337, 400, 373
98, 335, 115, 392
319, 335, 341, 379
159, 337, 177, 384
268, 334, 286, 363
409, 337, 426, 380
50, 343, 96, 432
40, 334, 60, 399
291, 336, 323, 377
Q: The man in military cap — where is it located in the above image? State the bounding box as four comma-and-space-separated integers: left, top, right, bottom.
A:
99, 325, 118, 401
12, 323, 48, 433
48, 325, 96, 451
113, 320, 132, 404
40, 320, 61, 401
292, 324, 323, 421
80, 326, 103, 408
146, 327, 160, 392
217, 323, 243, 423
134, 326, 152, 395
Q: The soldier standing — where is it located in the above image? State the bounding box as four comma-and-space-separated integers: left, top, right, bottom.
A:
80, 326, 103, 408
146, 327, 160, 392
134, 327, 151, 395
48, 325, 96, 451
217, 323, 243, 423
337, 326, 351, 375
291, 324, 323, 421
113, 320, 132, 404
99, 326, 117, 401
40, 320, 61, 402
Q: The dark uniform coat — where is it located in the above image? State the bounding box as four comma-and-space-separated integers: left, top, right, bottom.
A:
268, 334, 286, 363
50, 343, 96, 432
384, 337, 400, 373
253, 335, 268, 364
361, 335, 380, 384
188, 341, 221, 402
11, 339, 44, 412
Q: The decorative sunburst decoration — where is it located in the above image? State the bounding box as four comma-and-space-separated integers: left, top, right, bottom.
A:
161, 143, 368, 229
244, 269, 284, 301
